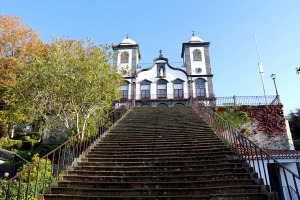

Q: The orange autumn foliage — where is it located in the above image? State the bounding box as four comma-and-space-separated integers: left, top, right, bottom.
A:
0, 14, 47, 137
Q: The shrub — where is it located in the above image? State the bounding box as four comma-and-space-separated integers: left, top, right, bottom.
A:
0, 138, 23, 150
21, 139, 39, 150
0, 153, 52, 200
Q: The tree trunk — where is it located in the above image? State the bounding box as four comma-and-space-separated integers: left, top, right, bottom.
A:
1, 123, 10, 138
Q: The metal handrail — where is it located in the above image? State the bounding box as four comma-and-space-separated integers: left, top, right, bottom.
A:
0, 101, 132, 199
122, 94, 278, 106
192, 101, 300, 200
211, 95, 278, 106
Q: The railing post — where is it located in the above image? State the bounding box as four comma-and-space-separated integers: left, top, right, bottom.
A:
233, 95, 237, 106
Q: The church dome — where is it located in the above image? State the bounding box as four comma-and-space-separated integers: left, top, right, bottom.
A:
120, 37, 136, 45
187, 33, 204, 43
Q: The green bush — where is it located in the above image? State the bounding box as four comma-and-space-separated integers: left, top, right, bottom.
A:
0, 154, 52, 200
0, 138, 23, 150
21, 139, 39, 150
212, 106, 251, 128
28, 132, 42, 140
33, 143, 59, 157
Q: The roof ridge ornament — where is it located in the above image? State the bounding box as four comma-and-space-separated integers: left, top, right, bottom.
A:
159, 48, 163, 58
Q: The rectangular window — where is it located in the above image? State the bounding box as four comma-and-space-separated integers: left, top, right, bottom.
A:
196, 88, 206, 97
195, 81, 206, 97
120, 85, 128, 99
141, 84, 150, 99
157, 84, 167, 98
174, 83, 183, 98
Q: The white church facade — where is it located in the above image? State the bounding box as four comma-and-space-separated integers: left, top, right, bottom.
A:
113, 33, 215, 107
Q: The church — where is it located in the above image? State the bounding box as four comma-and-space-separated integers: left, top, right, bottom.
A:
113, 33, 215, 107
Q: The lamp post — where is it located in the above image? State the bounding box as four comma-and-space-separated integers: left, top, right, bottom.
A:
270, 74, 280, 104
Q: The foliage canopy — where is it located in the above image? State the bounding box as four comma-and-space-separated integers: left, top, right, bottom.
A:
0, 14, 46, 137
289, 108, 300, 140
7, 38, 122, 139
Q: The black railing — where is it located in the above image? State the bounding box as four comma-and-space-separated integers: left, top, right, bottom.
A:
195, 95, 278, 106
126, 94, 277, 106
192, 101, 300, 200
284, 186, 298, 200
0, 104, 131, 199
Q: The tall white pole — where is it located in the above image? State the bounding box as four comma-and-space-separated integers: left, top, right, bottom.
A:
254, 33, 268, 104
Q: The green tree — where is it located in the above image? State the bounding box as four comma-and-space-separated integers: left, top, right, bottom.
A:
288, 108, 300, 150
289, 108, 300, 139
7, 38, 122, 140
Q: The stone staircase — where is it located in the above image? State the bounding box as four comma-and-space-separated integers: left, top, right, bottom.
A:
44, 106, 271, 199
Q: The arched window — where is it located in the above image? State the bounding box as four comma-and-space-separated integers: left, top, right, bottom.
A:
121, 51, 129, 63
193, 49, 202, 61
120, 81, 129, 99
157, 79, 168, 99
173, 79, 184, 99
195, 78, 206, 97
140, 80, 151, 99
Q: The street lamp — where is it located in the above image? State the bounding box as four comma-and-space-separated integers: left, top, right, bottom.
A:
270, 74, 280, 104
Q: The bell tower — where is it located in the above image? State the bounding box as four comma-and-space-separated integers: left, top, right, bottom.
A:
112, 35, 141, 77
181, 33, 214, 98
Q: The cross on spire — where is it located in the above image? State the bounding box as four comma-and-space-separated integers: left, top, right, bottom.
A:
192, 31, 195, 36
159, 49, 163, 58
126, 33, 129, 39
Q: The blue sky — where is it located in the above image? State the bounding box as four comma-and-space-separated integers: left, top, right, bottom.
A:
1, 0, 299, 115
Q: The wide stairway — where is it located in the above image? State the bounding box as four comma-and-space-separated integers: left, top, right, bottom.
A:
44, 106, 271, 199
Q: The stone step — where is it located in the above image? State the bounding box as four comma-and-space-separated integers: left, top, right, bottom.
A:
44, 193, 269, 200
77, 160, 242, 168
85, 151, 235, 158
96, 140, 224, 145
73, 162, 248, 171
67, 167, 253, 177
109, 128, 214, 132
43, 194, 210, 200
99, 138, 219, 143
63, 172, 257, 182
91, 145, 228, 151
83, 155, 238, 162
57, 179, 260, 189
87, 149, 232, 155
47, 185, 267, 197
101, 135, 219, 140
84, 152, 234, 158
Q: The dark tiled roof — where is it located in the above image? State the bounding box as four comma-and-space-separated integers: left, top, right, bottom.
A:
265, 150, 300, 159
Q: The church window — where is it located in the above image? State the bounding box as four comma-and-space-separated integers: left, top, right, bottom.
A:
195, 78, 206, 97
120, 83, 129, 99
174, 83, 183, 99
141, 84, 150, 99
193, 49, 202, 61
121, 51, 129, 63
157, 79, 168, 99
